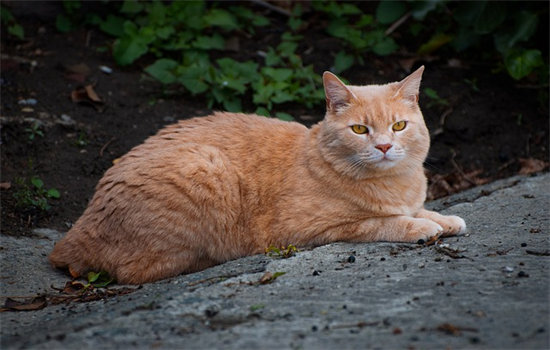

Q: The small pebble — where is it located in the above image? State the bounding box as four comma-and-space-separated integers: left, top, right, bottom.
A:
503, 266, 514, 272
417, 239, 425, 245
312, 270, 320, 276
517, 271, 529, 278
18, 98, 38, 105
521, 243, 527, 247
99, 65, 113, 74
347, 255, 356, 263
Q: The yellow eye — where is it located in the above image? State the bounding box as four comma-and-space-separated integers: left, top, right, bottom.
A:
351, 124, 368, 134
392, 121, 407, 131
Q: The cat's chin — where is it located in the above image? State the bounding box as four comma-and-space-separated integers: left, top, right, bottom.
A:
370, 158, 398, 170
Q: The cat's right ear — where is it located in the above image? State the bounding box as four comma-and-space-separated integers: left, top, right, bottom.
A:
323, 72, 356, 112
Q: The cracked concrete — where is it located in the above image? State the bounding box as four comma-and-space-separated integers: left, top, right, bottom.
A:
1, 173, 549, 349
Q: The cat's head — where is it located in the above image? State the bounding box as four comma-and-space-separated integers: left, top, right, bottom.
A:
318, 66, 430, 179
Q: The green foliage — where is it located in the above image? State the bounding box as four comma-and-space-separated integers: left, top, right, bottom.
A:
249, 304, 265, 312
13, 176, 60, 211
85, 271, 114, 289
75, 131, 88, 148
1, 5, 25, 39
310, 1, 405, 73
423, 88, 449, 108
378, 0, 547, 81
51, 0, 546, 117
265, 244, 298, 259
25, 122, 44, 141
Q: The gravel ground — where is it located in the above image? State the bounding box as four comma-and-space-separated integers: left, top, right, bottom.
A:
1, 173, 549, 349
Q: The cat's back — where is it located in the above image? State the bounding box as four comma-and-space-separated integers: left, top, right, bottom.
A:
116, 112, 308, 171
156, 112, 306, 149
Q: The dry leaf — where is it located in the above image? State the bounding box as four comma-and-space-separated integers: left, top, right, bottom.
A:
518, 158, 548, 175
259, 272, 274, 284
84, 85, 102, 102
70, 84, 105, 112
1, 296, 47, 312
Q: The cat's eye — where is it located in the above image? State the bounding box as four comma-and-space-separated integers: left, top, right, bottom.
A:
351, 124, 369, 134
392, 121, 407, 132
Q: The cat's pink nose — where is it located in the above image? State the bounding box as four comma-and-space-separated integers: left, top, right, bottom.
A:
375, 143, 392, 154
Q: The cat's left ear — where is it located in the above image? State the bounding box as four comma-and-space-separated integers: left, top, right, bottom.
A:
394, 65, 424, 105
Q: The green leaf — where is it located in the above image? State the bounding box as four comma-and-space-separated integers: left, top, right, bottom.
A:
204, 9, 238, 30
47, 188, 60, 199
417, 33, 452, 55
253, 15, 270, 27
249, 304, 265, 312
338, 3, 362, 16
356, 14, 374, 28
255, 107, 270, 117
178, 65, 210, 95
87, 271, 114, 287
272, 271, 286, 279
87, 271, 101, 283
262, 67, 293, 82
411, 0, 440, 20
474, 2, 507, 35
424, 87, 440, 100
265, 47, 282, 66
494, 11, 538, 54
31, 177, 44, 189
277, 41, 298, 57
113, 37, 148, 66
8, 24, 24, 39
326, 19, 351, 39
222, 97, 242, 113
156, 26, 175, 40
453, 1, 486, 25
275, 112, 294, 121
192, 34, 225, 50
145, 59, 178, 84
333, 51, 354, 74
1, 6, 15, 22
99, 15, 125, 37
147, 1, 166, 25
376, 1, 407, 25
505, 49, 543, 80
56, 14, 73, 33
372, 36, 399, 56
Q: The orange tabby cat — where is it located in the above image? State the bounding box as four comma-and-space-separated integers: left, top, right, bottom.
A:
49, 66, 466, 284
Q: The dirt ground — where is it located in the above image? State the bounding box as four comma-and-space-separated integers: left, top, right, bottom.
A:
1, 2, 548, 237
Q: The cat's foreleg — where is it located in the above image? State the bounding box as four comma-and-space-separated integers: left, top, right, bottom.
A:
414, 209, 466, 237
361, 216, 444, 242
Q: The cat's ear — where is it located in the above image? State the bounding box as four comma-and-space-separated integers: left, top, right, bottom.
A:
323, 71, 357, 112
394, 65, 424, 105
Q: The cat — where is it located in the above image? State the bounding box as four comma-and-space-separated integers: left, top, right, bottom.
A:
49, 66, 466, 284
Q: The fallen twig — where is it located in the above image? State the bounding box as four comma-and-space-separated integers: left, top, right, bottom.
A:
99, 136, 116, 157
526, 249, 550, 256
250, 0, 291, 16
385, 12, 411, 35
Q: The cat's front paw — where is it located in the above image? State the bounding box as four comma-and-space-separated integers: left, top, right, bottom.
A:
436, 215, 467, 237
404, 218, 443, 243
